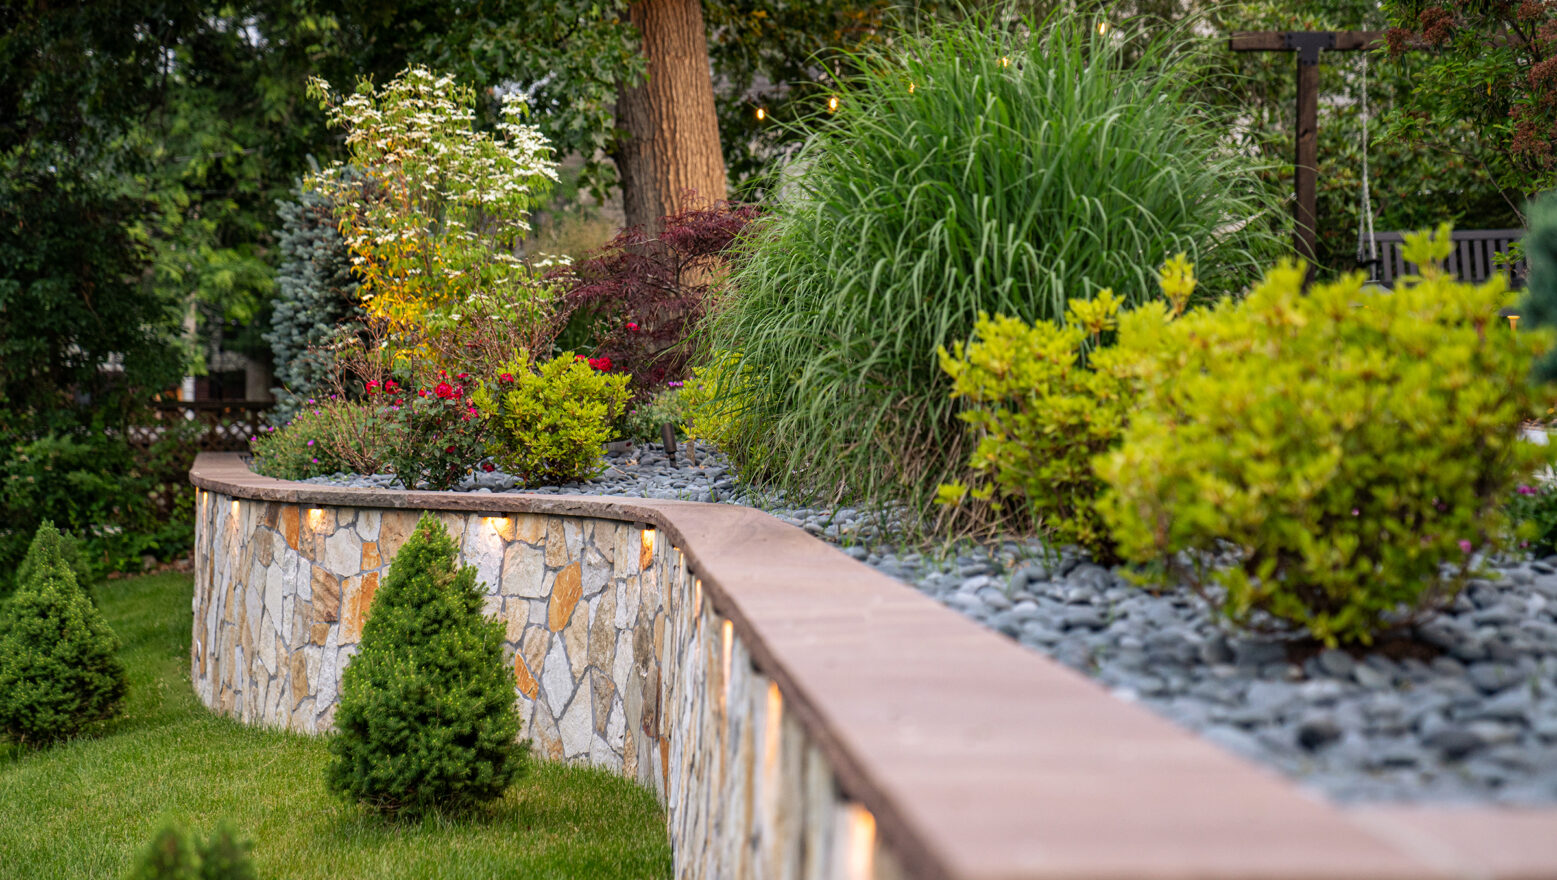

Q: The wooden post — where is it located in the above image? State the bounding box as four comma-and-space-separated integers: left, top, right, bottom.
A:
1229, 31, 1386, 277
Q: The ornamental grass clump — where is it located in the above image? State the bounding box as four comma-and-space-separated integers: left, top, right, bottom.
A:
1097, 226, 1557, 646
0, 521, 127, 744
704, 12, 1283, 531
326, 513, 524, 815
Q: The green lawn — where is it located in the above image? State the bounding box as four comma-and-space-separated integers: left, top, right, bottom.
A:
0, 572, 671, 880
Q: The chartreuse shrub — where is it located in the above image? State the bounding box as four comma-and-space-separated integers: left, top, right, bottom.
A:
680, 351, 756, 455
128, 825, 256, 880
326, 513, 524, 815
935, 257, 1201, 559
1097, 226, 1557, 646
704, 12, 1283, 528
0, 521, 128, 744
474, 356, 629, 486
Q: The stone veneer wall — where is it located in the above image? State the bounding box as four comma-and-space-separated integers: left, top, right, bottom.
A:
192, 488, 904, 880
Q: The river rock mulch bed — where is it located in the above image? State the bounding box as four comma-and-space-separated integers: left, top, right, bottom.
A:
299, 444, 1557, 805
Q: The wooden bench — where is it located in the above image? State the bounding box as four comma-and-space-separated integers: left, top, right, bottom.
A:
1366, 228, 1525, 287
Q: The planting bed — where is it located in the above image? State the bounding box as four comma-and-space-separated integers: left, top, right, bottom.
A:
307, 445, 1557, 806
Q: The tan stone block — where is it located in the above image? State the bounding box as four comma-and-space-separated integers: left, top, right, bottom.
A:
360, 541, 380, 571
343, 572, 380, 642
545, 518, 568, 566
289, 650, 310, 707
311, 567, 341, 623
310, 622, 330, 646
262, 504, 279, 529
281, 506, 300, 551
654, 612, 666, 667
532, 699, 563, 762
514, 514, 545, 545
435, 511, 465, 544
588, 589, 617, 673
504, 600, 529, 643
522, 626, 549, 694
502, 541, 546, 599
591, 672, 614, 736
564, 600, 589, 681
549, 562, 582, 631
623, 721, 638, 780
514, 651, 539, 700
376, 511, 418, 561
255, 530, 274, 567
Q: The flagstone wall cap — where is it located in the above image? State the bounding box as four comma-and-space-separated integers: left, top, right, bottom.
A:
192, 453, 1552, 880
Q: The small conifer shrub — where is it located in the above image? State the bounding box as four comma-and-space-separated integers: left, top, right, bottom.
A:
128, 825, 257, 880
325, 513, 524, 814
0, 521, 128, 744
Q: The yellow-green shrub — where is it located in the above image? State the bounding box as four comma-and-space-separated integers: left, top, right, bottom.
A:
475, 356, 629, 485
681, 351, 754, 454
935, 292, 1134, 557
1097, 226, 1557, 645
935, 257, 1199, 556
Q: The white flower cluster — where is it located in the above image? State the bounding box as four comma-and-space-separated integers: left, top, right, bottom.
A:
305, 66, 560, 323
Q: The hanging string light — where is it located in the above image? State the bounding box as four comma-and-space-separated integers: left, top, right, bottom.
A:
755, 106, 767, 121
999, 56, 1010, 68
827, 95, 839, 113
1097, 21, 1110, 35
908, 81, 916, 94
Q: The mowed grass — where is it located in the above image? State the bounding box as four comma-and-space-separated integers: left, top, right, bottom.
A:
0, 572, 671, 880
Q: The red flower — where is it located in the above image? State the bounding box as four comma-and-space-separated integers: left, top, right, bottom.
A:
418, 389, 428, 397
587, 356, 613, 372
499, 373, 515, 384
481, 462, 496, 472
445, 445, 456, 454
457, 372, 470, 380
575, 354, 587, 362
626, 322, 639, 332
365, 380, 380, 394
384, 380, 399, 393
435, 382, 454, 399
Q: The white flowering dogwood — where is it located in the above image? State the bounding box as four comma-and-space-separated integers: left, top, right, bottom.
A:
305, 66, 560, 352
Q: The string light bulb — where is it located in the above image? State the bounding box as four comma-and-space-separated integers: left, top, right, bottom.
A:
999, 56, 1010, 68
908, 81, 916, 94
1097, 21, 1110, 35
827, 95, 839, 113
755, 106, 767, 121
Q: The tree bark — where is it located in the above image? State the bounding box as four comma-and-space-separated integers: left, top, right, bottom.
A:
613, 0, 727, 232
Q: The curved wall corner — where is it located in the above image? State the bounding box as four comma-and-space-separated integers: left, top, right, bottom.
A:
190, 455, 902, 879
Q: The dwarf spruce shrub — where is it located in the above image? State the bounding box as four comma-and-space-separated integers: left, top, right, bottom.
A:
1097, 227, 1557, 645
475, 356, 629, 486
0, 521, 127, 743
326, 513, 523, 814
128, 825, 256, 880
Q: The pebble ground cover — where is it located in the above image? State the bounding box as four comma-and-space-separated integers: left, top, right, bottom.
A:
0, 571, 671, 879
307, 445, 1557, 805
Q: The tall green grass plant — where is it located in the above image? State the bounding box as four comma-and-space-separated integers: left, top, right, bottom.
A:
706, 12, 1285, 536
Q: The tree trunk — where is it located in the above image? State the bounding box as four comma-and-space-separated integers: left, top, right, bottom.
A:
613, 0, 727, 232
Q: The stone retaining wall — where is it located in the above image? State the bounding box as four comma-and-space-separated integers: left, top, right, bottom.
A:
192, 485, 894, 879
191, 453, 1557, 880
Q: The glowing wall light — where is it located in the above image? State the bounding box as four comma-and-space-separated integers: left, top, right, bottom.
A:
721, 619, 734, 705
306, 508, 325, 530
846, 804, 877, 880
640, 527, 656, 570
